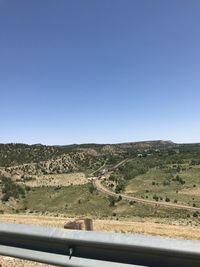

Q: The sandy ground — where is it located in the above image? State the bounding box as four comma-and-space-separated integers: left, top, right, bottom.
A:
0, 214, 200, 266
20, 172, 88, 187
0, 257, 54, 267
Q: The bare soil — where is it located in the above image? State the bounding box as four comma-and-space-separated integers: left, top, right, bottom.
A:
21, 172, 88, 187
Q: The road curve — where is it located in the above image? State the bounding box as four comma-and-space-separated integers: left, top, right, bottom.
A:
94, 179, 200, 212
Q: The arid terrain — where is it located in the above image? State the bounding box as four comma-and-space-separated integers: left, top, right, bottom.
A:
17, 172, 88, 187
1, 214, 200, 239
0, 141, 200, 266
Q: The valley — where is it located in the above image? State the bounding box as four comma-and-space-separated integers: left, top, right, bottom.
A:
0, 140, 200, 237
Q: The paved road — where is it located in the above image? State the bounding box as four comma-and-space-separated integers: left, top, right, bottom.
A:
94, 178, 200, 212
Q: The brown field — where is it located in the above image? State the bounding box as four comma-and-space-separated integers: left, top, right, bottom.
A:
0, 214, 200, 239
19, 172, 88, 187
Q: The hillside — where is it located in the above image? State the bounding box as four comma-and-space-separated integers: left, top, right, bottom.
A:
0, 140, 174, 179
0, 140, 200, 226
0, 140, 174, 166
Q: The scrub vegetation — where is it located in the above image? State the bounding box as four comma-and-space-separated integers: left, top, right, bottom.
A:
0, 141, 200, 225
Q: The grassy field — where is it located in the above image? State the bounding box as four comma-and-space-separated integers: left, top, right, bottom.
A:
124, 165, 200, 207
1, 179, 198, 224
22, 184, 112, 217
0, 182, 195, 226
0, 143, 200, 226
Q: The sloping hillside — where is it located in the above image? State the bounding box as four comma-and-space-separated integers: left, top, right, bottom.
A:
0, 140, 175, 166
0, 141, 175, 179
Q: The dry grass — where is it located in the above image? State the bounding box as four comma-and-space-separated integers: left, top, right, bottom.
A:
20, 172, 87, 187
0, 214, 200, 240
179, 187, 200, 196
94, 219, 200, 239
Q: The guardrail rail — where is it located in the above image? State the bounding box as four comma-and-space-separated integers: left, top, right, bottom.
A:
0, 223, 200, 266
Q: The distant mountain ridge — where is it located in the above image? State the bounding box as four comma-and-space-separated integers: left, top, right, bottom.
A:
0, 140, 176, 180
58, 140, 175, 148
0, 140, 175, 167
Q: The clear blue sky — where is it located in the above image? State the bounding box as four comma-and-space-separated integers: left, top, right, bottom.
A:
0, 0, 200, 145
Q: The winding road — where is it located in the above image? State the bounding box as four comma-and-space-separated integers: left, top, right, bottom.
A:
94, 175, 200, 212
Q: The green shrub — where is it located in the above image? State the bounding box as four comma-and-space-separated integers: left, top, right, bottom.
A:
108, 196, 116, 207
0, 176, 25, 201
88, 183, 95, 194
165, 197, 170, 202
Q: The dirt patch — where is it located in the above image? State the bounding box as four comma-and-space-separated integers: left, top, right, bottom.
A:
19, 172, 87, 187
0, 257, 54, 267
179, 187, 200, 196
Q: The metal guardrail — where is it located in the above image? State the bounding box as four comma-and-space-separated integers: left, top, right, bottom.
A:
0, 223, 200, 267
